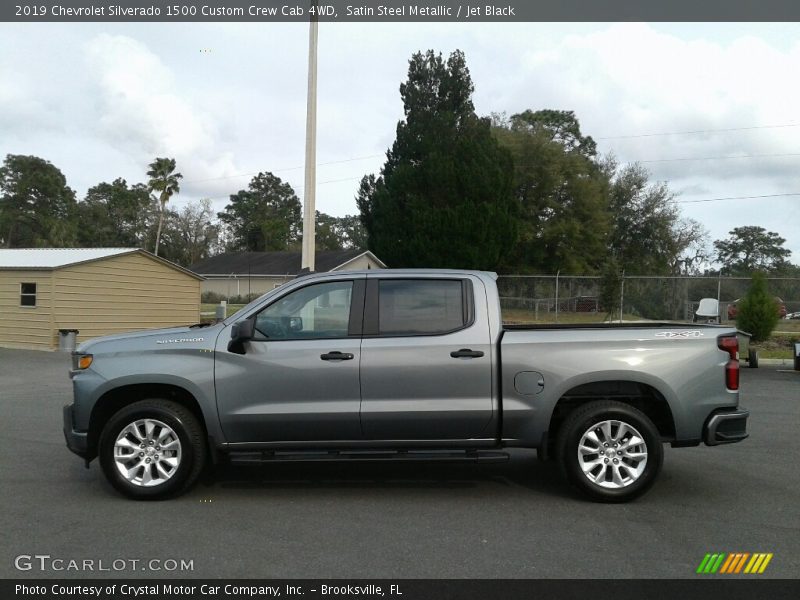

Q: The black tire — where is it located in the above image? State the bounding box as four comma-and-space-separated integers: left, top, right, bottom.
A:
748, 349, 759, 369
98, 399, 206, 500
556, 400, 663, 503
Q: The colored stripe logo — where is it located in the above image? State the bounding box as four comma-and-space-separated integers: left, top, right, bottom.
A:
696, 553, 773, 574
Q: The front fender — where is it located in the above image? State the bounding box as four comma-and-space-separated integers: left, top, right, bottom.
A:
71, 344, 225, 444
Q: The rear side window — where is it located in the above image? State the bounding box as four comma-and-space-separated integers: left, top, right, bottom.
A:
378, 279, 468, 335
20, 283, 36, 307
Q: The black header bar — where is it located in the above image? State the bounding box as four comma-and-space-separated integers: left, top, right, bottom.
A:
4, 579, 800, 600
4, 0, 800, 22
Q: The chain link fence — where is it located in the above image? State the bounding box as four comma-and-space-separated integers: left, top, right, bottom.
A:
498, 275, 800, 324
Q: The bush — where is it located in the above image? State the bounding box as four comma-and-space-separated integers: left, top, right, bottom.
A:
736, 272, 779, 342
201, 291, 225, 304
227, 293, 261, 304
201, 291, 261, 304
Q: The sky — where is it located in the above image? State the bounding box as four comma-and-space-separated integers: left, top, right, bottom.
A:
1, 21, 800, 264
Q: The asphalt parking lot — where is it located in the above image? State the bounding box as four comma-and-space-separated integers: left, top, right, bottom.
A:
0, 348, 798, 579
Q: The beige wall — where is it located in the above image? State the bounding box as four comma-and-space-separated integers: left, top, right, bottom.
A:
202, 276, 293, 298
51, 252, 201, 347
333, 253, 384, 271
0, 270, 54, 350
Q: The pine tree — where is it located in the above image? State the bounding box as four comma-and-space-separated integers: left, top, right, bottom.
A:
358, 50, 517, 270
736, 272, 779, 342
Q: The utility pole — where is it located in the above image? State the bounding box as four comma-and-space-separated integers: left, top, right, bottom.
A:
301, 14, 318, 271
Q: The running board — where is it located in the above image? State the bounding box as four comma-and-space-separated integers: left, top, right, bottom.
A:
227, 449, 510, 465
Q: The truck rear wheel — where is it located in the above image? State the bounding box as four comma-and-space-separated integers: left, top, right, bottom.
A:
98, 399, 206, 500
556, 400, 663, 502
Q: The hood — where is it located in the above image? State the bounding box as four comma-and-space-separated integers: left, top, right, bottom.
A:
76, 323, 224, 354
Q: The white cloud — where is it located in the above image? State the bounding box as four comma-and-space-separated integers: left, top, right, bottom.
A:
83, 33, 243, 198
85, 34, 206, 154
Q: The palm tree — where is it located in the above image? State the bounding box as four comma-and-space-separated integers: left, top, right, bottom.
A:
146, 157, 183, 256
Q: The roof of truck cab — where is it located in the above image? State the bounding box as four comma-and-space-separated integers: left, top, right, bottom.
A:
295, 268, 498, 279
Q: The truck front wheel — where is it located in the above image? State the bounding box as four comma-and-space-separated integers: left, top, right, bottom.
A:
556, 400, 663, 502
98, 399, 206, 500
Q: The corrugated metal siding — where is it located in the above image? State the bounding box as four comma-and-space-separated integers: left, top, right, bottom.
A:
52, 252, 200, 346
0, 270, 54, 349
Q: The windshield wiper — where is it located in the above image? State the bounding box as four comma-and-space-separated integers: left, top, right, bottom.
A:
188, 322, 213, 328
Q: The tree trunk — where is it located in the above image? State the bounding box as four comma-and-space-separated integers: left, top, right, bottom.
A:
154, 198, 166, 256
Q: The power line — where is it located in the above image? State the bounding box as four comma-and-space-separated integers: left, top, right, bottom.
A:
676, 192, 800, 204
182, 154, 383, 185
206, 175, 363, 201
640, 151, 800, 164
183, 121, 800, 185
183, 125, 800, 188
598, 122, 800, 140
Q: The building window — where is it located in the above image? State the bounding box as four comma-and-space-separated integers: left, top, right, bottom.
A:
20, 283, 37, 307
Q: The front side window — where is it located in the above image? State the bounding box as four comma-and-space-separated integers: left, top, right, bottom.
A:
378, 279, 466, 335
20, 283, 36, 307
255, 280, 353, 340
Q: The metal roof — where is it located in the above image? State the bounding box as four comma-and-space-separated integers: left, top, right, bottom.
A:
0, 248, 137, 268
0, 248, 204, 280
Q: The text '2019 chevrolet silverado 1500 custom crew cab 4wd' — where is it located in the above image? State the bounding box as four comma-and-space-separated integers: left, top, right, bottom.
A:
64, 270, 749, 502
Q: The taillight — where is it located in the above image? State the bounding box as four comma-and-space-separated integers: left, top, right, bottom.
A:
718, 335, 739, 390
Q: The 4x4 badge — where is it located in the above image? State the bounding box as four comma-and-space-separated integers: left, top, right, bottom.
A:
654, 331, 704, 338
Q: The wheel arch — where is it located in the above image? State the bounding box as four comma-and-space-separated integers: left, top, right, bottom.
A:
548, 378, 677, 448
87, 383, 208, 461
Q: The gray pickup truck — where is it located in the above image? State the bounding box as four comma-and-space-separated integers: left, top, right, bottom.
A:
63, 269, 748, 502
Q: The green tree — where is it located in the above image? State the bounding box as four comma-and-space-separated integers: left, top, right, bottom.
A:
169, 199, 219, 266
217, 172, 301, 251
493, 110, 609, 273
0, 154, 77, 247
337, 214, 367, 250
609, 163, 708, 275
714, 226, 792, 275
146, 157, 183, 257
314, 211, 344, 251
358, 50, 517, 270
736, 272, 779, 342
76, 178, 154, 248
498, 109, 598, 156
599, 256, 622, 319
314, 212, 367, 251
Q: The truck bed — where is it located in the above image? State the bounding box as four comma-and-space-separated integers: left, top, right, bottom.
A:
503, 322, 728, 331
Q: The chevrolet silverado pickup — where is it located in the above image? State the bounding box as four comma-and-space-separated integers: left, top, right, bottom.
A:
63, 269, 749, 501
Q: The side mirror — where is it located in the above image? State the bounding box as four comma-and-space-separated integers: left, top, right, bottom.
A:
227, 317, 255, 354
288, 316, 303, 332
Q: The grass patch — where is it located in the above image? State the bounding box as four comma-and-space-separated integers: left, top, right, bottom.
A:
751, 334, 797, 360
774, 319, 800, 333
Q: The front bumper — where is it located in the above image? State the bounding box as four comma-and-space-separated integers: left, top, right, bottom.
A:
704, 408, 749, 446
63, 404, 89, 458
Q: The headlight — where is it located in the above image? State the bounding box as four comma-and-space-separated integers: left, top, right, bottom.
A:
72, 353, 93, 370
